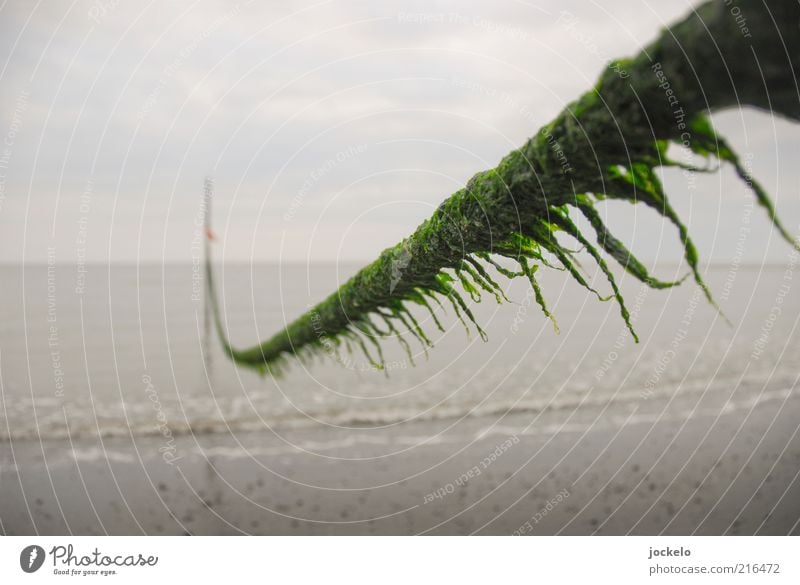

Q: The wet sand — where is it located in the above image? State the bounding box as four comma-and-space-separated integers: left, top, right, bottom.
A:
3, 380, 799, 535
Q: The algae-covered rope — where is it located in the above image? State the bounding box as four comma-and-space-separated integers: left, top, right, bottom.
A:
208, 0, 800, 375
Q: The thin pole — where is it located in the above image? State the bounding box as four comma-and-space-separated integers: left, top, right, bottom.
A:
203, 176, 214, 374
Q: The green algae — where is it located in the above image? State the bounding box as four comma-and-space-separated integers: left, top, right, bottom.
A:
208, 0, 800, 374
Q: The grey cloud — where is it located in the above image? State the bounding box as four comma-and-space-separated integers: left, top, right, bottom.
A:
1, 0, 797, 265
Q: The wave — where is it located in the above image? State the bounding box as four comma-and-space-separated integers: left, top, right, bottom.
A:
3, 386, 795, 472
1, 371, 796, 442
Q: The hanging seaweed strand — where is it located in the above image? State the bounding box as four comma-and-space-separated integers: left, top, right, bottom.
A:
207, 0, 800, 375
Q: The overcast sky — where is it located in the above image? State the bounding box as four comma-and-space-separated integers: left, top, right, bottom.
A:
1, 0, 798, 264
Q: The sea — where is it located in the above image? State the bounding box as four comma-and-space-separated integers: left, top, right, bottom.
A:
2, 260, 798, 446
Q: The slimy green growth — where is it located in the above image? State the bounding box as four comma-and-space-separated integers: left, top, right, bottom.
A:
208, 0, 800, 376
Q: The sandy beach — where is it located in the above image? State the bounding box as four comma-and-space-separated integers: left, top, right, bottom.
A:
4, 374, 798, 535
3, 264, 800, 535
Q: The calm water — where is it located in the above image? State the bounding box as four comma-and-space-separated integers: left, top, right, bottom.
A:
1, 261, 799, 443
